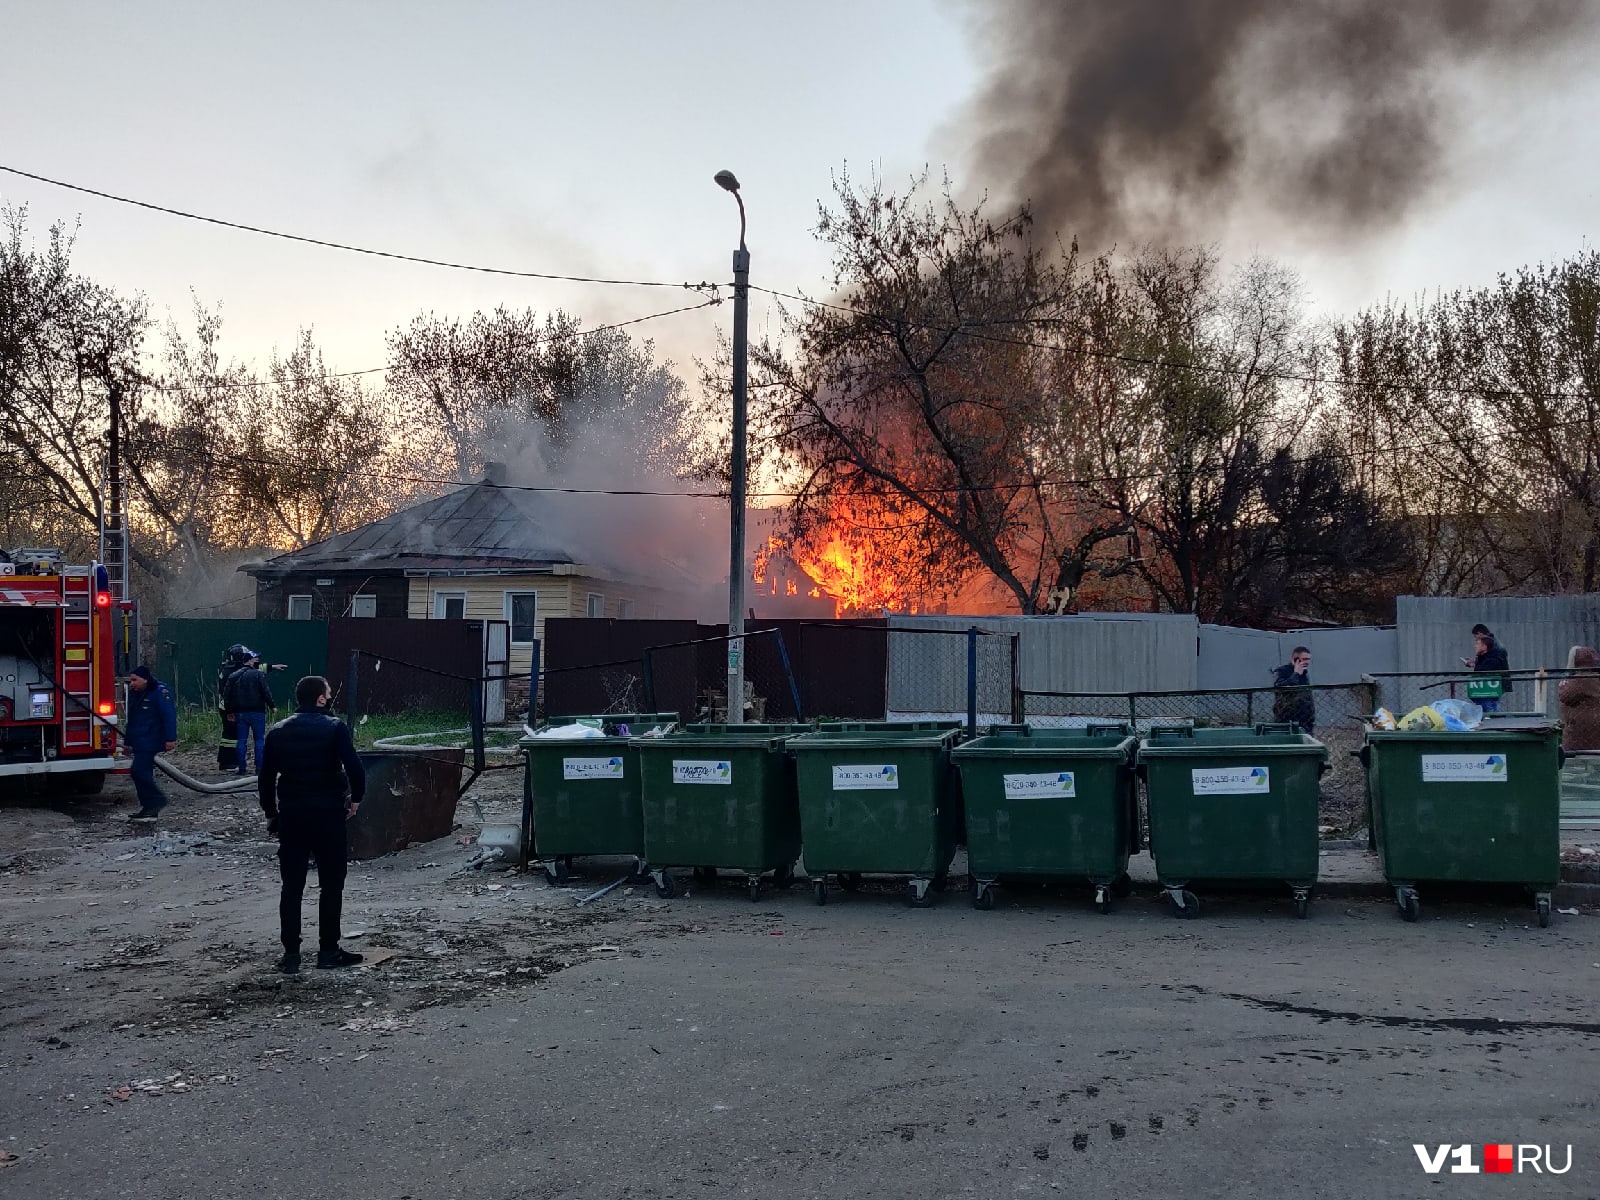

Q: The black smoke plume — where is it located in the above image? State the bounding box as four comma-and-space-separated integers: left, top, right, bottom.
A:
963, 0, 1589, 247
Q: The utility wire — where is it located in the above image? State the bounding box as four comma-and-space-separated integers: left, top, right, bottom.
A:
203, 406, 1593, 502
142, 299, 721, 395
8, 162, 1585, 403
0, 163, 717, 292
747, 284, 1596, 403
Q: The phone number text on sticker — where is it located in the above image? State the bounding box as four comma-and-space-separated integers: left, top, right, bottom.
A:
1191, 766, 1270, 795
1002, 771, 1076, 799
672, 759, 732, 785
562, 756, 624, 781
1421, 754, 1508, 783
831, 764, 898, 790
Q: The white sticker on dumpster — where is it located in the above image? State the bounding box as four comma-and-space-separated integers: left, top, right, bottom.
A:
562, 756, 624, 781
672, 759, 732, 785
832, 764, 899, 790
1421, 753, 1508, 783
1002, 771, 1076, 799
1191, 766, 1270, 795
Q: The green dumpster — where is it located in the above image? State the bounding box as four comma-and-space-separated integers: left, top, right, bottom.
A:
1137, 724, 1329, 918
633, 723, 812, 901
788, 724, 963, 907
520, 713, 679, 885
953, 723, 1139, 912
1362, 716, 1561, 926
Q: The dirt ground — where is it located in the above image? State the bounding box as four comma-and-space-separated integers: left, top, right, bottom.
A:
0, 747, 656, 1044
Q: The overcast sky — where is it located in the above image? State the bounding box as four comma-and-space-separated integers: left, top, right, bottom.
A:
2, 0, 1596, 383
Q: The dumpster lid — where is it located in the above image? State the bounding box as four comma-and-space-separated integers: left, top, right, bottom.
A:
1136, 725, 1328, 760
1365, 717, 1558, 739
632, 723, 809, 750
789, 727, 960, 749
954, 729, 1136, 759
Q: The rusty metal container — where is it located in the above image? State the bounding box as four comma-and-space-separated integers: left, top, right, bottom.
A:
345, 749, 463, 859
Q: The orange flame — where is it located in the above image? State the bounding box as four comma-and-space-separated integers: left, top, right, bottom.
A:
792, 496, 918, 617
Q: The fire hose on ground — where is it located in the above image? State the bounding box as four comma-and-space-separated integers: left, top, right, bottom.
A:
152, 755, 258, 794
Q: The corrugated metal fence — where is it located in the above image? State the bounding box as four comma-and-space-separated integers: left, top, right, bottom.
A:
1393, 595, 1600, 714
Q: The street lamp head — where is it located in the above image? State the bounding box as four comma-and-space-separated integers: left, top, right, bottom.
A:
714, 170, 741, 193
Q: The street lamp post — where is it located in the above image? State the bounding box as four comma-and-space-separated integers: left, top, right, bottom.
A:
715, 169, 749, 723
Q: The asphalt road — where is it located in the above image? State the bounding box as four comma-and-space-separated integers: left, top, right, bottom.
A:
5, 888, 1598, 1196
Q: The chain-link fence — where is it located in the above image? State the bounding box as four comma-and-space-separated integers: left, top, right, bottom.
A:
1020, 681, 1378, 830
885, 625, 1020, 730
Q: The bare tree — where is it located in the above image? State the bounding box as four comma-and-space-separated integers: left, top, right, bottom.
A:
229, 330, 392, 549
385, 307, 698, 483
0, 207, 147, 553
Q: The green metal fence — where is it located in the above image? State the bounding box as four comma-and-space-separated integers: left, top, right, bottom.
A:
155, 618, 329, 710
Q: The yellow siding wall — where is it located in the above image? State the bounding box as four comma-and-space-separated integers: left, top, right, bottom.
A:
406, 576, 571, 675
404, 573, 679, 675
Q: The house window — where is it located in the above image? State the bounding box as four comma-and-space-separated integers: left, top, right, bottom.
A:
287, 594, 313, 621
434, 591, 467, 620
618, 598, 633, 619
586, 592, 604, 619
504, 592, 537, 644
350, 594, 377, 619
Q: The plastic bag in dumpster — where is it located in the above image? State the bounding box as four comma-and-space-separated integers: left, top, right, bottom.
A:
1398, 705, 1446, 731
1429, 698, 1484, 731
1395, 700, 1483, 732
529, 723, 606, 740
1371, 707, 1398, 731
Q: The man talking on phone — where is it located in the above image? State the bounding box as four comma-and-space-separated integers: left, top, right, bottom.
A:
258, 675, 366, 974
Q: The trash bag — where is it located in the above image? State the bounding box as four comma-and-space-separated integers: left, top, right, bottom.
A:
1398, 705, 1446, 731
1429, 698, 1484, 731
1370, 707, 1398, 731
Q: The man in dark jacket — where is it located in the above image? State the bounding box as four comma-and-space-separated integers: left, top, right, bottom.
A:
125, 665, 178, 822
1464, 626, 1513, 713
1270, 646, 1315, 735
259, 675, 366, 974
223, 650, 275, 775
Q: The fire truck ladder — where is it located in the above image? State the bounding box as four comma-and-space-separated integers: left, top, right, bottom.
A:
98, 499, 130, 602
59, 569, 99, 754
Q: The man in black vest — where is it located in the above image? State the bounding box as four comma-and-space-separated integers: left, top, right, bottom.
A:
259, 675, 366, 974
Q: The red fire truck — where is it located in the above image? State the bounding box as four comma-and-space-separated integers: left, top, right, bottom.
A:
0, 549, 137, 793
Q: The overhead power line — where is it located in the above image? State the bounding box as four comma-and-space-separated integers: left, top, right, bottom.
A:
8, 162, 1587, 405
210, 407, 1593, 504
143, 299, 721, 395
747, 284, 1596, 404
0, 163, 717, 292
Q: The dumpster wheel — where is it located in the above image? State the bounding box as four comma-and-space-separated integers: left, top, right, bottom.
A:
543, 857, 571, 887
1396, 886, 1420, 923
908, 878, 935, 908
1167, 888, 1201, 919
813, 878, 828, 906
1094, 884, 1112, 915
654, 870, 679, 899
1535, 894, 1552, 928
1292, 888, 1310, 920
971, 880, 996, 911
747, 877, 764, 903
